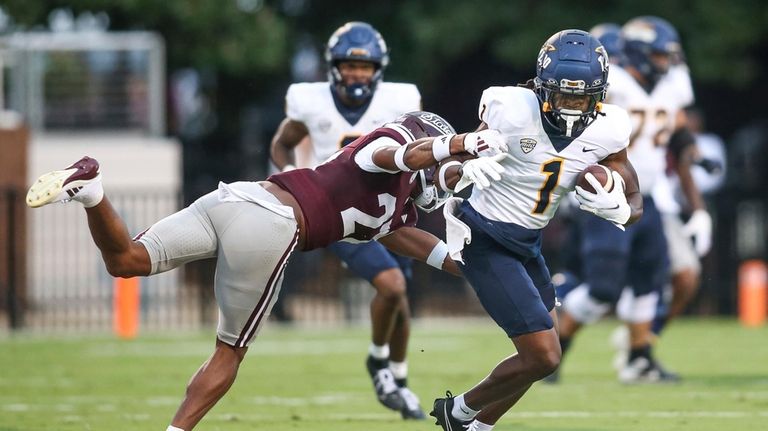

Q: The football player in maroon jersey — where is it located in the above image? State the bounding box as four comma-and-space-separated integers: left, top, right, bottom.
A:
26, 111, 508, 431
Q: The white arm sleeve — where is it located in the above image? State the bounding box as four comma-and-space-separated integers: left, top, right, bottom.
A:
354, 137, 402, 173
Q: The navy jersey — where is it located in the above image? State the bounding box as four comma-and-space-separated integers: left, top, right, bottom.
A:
268, 127, 419, 250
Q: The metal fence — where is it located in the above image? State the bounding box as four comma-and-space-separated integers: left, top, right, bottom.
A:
0, 188, 210, 334
0, 31, 165, 135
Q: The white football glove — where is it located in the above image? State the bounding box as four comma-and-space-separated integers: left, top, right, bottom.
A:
455, 153, 508, 192
682, 209, 712, 256
462, 129, 508, 157
575, 171, 631, 231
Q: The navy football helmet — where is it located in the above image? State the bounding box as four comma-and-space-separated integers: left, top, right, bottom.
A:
325, 22, 389, 103
534, 29, 609, 137
589, 23, 625, 65
390, 111, 456, 212
622, 16, 681, 86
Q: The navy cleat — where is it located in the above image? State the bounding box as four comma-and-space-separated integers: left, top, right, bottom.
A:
429, 391, 471, 430
366, 355, 404, 411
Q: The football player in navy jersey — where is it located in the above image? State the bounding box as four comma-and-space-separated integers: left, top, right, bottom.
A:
425, 30, 643, 431
270, 22, 426, 418
25, 111, 509, 431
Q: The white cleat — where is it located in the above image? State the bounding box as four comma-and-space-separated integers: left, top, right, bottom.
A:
26, 156, 103, 208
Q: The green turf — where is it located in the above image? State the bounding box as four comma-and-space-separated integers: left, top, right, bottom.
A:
1, 318, 766, 430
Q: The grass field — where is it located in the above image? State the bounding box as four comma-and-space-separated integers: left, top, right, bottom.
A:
1, 318, 767, 430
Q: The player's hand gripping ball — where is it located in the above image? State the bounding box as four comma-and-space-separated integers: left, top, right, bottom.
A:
576, 164, 614, 193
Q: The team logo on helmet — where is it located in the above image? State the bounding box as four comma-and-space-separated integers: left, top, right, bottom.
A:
417, 112, 454, 136
520, 138, 537, 154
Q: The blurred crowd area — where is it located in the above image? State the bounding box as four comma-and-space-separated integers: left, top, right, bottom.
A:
0, 2, 766, 329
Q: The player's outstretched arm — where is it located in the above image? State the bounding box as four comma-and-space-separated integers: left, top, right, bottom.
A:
377, 227, 461, 276
599, 149, 643, 225
270, 118, 309, 171
371, 129, 508, 173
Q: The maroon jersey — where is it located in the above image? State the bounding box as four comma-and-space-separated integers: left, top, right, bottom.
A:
268, 127, 419, 250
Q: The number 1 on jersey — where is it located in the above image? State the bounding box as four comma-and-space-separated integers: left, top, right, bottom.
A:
533, 158, 563, 214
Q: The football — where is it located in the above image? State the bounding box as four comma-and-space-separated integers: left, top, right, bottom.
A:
576, 164, 614, 193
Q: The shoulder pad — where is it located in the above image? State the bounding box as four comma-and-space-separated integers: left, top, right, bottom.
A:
597, 103, 632, 149
376, 82, 422, 111
479, 86, 539, 133
285, 82, 329, 121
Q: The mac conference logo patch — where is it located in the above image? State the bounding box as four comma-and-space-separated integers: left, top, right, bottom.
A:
520, 138, 537, 154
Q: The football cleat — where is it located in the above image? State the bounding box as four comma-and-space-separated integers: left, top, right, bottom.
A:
26, 156, 102, 208
366, 355, 404, 411
619, 357, 681, 384
429, 391, 471, 431
398, 387, 426, 420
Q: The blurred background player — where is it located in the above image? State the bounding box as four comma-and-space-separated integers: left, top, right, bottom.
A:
428, 30, 641, 431
589, 23, 626, 66
25, 111, 494, 431
269, 21, 426, 419
555, 16, 707, 384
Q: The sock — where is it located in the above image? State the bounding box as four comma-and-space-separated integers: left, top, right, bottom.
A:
389, 360, 408, 381
74, 174, 104, 208
451, 393, 479, 421
166, 426, 184, 431
368, 343, 390, 360
468, 419, 494, 431
628, 344, 651, 362
559, 336, 572, 356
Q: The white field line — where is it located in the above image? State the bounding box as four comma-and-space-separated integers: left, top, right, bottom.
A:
4, 401, 768, 422
204, 410, 768, 421
87, 336, 463, 357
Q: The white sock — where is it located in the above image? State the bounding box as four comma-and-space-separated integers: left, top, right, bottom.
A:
468, 419, 494, 431
74, 174, 104, 208
368, 343, 390, 360
389, 360, 408, 380
451, 393, 479, 421
166, 426, 184, 431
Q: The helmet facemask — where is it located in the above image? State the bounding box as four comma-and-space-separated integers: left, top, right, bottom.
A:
413, 166, 449, 212
536, 79, 606, 137
329, 60, 383, 103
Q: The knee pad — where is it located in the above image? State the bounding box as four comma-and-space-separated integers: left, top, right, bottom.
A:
617, 291, 659, 323
562, 284, 611, 324
615, 287, 633, 322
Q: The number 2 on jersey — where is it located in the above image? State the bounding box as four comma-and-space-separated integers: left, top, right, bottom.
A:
533, 158, 563, 214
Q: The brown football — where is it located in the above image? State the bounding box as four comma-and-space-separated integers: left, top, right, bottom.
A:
576, 164, 614, 193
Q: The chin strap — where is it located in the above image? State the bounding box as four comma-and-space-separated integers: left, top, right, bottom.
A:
559, 108, 584, 137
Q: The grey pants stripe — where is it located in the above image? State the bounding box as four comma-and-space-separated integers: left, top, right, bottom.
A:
235, 228, 300, 347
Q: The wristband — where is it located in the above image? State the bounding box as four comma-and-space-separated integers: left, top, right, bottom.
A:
438, 161, 462, 192
393, 145, 414, 172
426, 240, 449, 269
432, 134, 454, 161
282, 164, 296, 172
